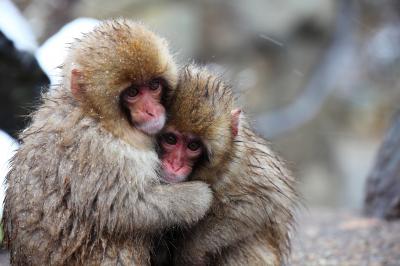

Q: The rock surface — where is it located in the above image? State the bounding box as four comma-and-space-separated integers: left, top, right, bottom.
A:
364, 111, 400, 220
291, 209, 400, 266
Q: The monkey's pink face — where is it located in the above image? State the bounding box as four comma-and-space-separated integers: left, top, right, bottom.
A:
122, 78, 166, 135
159, 127, 204, 183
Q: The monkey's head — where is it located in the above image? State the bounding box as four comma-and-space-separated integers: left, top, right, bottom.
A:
158, 65, 241, 183
64, 19, 177, 137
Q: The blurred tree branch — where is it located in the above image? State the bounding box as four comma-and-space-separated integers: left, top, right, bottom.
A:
254, 0, 357, 138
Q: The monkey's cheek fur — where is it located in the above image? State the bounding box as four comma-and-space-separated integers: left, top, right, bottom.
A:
136, 114, 166, 135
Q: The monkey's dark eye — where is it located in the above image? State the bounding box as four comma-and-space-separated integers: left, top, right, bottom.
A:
149, 79, 161, 90
188, 141, 201, 151
126, 86, 139, 97
163, 133, 177, 145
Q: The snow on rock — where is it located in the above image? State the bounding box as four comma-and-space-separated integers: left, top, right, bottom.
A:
0, 0, 37, 52
36, 18, 100, 85
0, 130, 18, 217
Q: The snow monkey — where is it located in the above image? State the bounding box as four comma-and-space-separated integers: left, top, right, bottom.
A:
3, 20, 213, 266
157, 65, 298, 266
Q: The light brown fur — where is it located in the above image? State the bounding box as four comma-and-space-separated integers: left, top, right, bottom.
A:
166, 65, 298, 266
3, 20, 212, 265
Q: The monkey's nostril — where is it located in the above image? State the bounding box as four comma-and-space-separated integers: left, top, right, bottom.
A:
146, 110, 154, 117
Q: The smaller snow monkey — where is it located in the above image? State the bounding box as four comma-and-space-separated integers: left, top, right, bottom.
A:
157, 65, 298, 266
3, 20, 212, 265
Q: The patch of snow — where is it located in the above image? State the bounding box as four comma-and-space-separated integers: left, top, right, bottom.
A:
36, 18, 100, 85
0, 0, 37, 52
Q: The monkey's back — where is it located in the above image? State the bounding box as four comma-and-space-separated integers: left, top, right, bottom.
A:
209, 125, 297, 265
3, 89, 158, 265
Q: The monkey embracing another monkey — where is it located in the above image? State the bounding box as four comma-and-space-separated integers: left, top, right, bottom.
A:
3, 20, 213, 265
157, 65, 298, 266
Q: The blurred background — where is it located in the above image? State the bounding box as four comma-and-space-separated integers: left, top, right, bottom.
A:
1, 0, 400, 211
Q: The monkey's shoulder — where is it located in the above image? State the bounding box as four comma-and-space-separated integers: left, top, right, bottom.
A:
15, 100, 159, 177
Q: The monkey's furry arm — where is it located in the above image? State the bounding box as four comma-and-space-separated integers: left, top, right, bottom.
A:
62, 119, 212, 235
133, 182, 213, 230
69, 158, 213, 235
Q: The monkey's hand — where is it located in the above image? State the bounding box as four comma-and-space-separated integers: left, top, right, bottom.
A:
142, 181, 213, 229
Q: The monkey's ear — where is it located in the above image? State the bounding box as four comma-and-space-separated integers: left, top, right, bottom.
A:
231, 108, 241, 137
71, 69, 83, 98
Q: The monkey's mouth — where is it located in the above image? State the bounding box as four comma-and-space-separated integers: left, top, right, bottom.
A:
136, 115, 166, 135
161, 162, 190, 183
161, 172, 187, 184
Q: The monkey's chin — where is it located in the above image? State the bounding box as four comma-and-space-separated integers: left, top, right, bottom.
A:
136, 115, 166, 135
161, 173, 188, 184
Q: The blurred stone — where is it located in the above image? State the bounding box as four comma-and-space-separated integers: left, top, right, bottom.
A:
0, 30, 49, 138
364, 111, 400, 220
